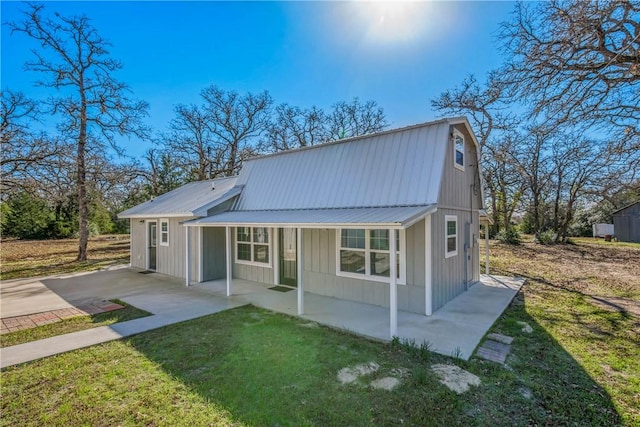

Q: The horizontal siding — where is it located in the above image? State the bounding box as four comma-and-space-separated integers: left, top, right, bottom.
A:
235, 122, 449, 210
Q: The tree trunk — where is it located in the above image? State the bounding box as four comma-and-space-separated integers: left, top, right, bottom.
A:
77, 81, 89, 261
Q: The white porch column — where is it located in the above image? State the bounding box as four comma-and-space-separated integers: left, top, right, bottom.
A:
185, 227, 190, 286
485, 224, 490, 275
389, 228, 397, 338
297, 227, 304, 315
273, 227, 280, 285
226, 226, 232, 296
424, 215, 433, 316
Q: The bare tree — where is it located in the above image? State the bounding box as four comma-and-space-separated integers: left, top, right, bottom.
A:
328, 98, 387, 140
0, 90, 60, 195
264, 104, 329, 151
431, 73, 519, 234
501, 1, 640, 137
201, 86, 272, 176
10, 3, 148, 260
159, 103, 218, 181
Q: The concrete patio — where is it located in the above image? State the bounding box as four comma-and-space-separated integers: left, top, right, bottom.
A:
193, 273, 525, 360
1, 267, 523, 367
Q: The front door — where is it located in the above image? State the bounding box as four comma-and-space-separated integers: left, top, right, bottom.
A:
279, 228, 297, 287
148, 221, 157, 271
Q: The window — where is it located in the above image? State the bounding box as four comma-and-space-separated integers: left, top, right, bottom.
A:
453, 129, 465, 170
337, 229, 405, 284
159, 219, 169, 246
236, 227, 270, 266
445, 215, 458, 258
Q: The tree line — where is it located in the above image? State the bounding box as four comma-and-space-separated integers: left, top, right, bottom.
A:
2, 1, 639, 260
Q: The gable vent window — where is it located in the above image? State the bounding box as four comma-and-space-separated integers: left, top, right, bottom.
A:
159, 219, 169, 246
453, 129, 465, 171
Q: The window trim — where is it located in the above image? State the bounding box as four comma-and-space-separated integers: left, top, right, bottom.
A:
445, 215, 458, 258
336, 228, 406, 285
159, 218, 169, 247
235, 226, 272, 268
453, 129, 465, 171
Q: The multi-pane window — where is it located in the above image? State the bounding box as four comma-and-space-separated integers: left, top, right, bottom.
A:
453, 129, 465, 170
160, 219, 169, 246
338, 229, 404, 283
236, 227, 270, 265
445, 215, 458, 258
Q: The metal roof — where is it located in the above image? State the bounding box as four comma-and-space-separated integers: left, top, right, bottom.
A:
234, 119, 457, 210
118, 177, 240, 218
184, 205, 437, 229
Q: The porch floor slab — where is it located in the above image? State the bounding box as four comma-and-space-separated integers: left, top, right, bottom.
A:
193, 274, 525, 360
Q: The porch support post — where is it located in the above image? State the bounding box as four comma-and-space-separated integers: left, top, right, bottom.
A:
185, 227, 190, 287
389, 228, 397, 338
484, 224, 490, 275
424, 215, 433, 316
297, 227, 304, 315
226, 226, 232, 296
273, 227, 279, 285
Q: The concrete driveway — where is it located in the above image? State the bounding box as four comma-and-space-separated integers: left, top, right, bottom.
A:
1, 265, 242, 320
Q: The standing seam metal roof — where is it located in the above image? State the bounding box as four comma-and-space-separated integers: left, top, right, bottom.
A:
117, 176, 239, 218
234, 119, 453, 211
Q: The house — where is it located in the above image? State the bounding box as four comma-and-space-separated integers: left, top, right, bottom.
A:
612, 201, 640, 243
119, 117, 485, 336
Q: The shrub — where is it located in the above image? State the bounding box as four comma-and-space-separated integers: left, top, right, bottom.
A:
496, 228, 521, 245
536, 229, 557, 245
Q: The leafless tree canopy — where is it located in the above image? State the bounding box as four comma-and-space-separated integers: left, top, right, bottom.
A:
1, 90, 60, 195
201, 86, 273, 177
501, 0, 640, 134
10, 3, 148, 260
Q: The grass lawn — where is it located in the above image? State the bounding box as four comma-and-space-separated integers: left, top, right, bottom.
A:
0, 235, 130, 280
1, 237, 638, 426
0, 299, 151, 348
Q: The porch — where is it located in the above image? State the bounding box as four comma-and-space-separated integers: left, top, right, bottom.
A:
191, 273, 524, 360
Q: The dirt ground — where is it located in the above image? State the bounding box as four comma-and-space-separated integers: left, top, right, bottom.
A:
0, 235, 130, 280
489, 237, 640, 304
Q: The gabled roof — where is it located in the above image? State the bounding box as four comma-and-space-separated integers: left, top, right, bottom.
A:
118, 176, 240, 219
233, 117, 477, 211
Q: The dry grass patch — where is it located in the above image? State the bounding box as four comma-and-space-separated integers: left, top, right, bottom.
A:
0, 235, 130, 280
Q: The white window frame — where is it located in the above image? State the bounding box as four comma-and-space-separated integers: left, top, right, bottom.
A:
235, 226, 272, 268
445, 215, 458, 258
336, 228, 406, 285
453, 129, 465, 171
159, 218, 169, 247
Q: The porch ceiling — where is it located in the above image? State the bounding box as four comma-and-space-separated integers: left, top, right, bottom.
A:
184, 205, 436, 229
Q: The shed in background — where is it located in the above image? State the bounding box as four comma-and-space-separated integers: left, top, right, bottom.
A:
612, 201, 640, 243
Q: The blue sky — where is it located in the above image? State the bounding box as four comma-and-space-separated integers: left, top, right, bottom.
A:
2, 1, 515, 159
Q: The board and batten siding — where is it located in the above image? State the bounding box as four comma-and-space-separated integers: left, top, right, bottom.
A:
301, 221, 426, 314
430, 124, 482, 311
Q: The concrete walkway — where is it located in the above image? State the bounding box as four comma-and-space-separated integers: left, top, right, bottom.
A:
1, 267, 246, 368
1, 268, 524, 368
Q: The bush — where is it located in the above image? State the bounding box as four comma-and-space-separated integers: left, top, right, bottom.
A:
535, 229, 557, 244
496, 228, 521, 245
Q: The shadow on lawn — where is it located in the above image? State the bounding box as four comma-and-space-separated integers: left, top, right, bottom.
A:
124, 300, 624, 426
470, 291, 623, 426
